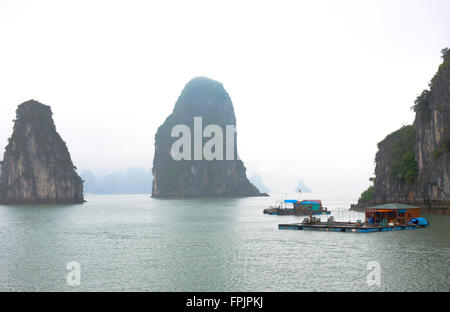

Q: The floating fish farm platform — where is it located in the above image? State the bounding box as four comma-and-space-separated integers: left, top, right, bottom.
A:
278, 222, 427, 233
278, 203, 430, 233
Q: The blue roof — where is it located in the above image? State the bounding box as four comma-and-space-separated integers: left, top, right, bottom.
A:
284, 199, 298, 203
301, 201, 320, 205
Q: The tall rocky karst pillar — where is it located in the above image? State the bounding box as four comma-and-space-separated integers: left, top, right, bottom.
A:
0, 100, 84, 204
413, 48, 450, 203
152, 77, 267, 197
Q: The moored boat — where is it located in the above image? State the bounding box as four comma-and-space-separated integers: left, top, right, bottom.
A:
264, 199, 331, 216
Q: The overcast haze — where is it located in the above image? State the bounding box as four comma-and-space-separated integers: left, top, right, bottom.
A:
0, 0, 449, 198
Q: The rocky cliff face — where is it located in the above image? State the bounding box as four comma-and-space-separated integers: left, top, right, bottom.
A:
358, 49, 450, 213
371, 125, 418, 202
0, 100, 84, 204
152, 77, 267, 197
413, 50, 450, 204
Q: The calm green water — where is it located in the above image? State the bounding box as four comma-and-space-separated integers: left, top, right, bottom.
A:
0, 194, 449, 291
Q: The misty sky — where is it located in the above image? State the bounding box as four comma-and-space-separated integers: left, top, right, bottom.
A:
0, 0, 449, 198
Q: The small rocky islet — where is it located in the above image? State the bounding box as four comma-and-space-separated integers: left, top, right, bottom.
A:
0, 100, 84, 204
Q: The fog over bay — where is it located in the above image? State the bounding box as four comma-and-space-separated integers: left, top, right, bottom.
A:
1, 0, 449, 198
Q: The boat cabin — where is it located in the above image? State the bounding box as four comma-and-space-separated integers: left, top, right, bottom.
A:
294, 200, 322, 211
282, 199, 323, 210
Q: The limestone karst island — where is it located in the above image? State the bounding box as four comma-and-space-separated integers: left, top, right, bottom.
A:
152, 77, 268, 198
355, 48, 450, 214
0, 100, 84, 204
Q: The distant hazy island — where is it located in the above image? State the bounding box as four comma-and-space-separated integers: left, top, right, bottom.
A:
152, 77, 268, 197
249, 174, 270, 194
81, 168, 153, 194
0, 100, 84, 204
356, 48, 450, 214
295, 179, 312, 193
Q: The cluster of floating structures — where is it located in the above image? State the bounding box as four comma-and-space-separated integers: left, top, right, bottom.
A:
264, 200, 429, 233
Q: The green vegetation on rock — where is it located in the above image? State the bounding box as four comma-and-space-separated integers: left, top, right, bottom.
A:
433, 148, 444, 159
444, 135, 450, 153
439, 60, 450, 72
441, 47, 450, 61
387, 125, 419, 185
412, 90, 432, 120
359, 185, 374, 202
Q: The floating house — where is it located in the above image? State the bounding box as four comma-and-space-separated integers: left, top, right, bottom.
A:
365, 203, 423, 225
